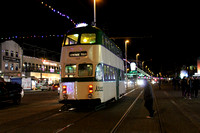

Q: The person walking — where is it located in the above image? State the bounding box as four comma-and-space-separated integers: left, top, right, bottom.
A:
185, 77, 192, 99
143, 80, 155, 118
181, 77, 187, 98
193, 77, 199, 98
158, 78, 162, 90
172, 77, 177, 90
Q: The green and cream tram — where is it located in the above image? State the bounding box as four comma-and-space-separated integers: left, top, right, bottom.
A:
59, 25, 125, 107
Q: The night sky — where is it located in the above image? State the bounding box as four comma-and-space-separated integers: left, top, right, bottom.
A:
0, 0, 198, 76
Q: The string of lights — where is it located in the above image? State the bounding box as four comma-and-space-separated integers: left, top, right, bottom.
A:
40, 1, 76, 25
0, 34, 64, 40
0, 23, 90, 40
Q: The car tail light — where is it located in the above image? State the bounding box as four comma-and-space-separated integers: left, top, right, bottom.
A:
88, 84, 93, 93
62, 85, 67, 94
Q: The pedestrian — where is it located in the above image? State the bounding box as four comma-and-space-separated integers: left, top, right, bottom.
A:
172, 77, 176, 90
158, 78, 161, 90
177, 76, 181, 90
0, 77, 5, 83
185, 77, 192, 99
181, 77, 187, 98
143, 80, 155, 118
193, 77, 199, 98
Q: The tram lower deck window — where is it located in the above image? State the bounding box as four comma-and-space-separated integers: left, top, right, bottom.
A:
78, 64, 93, 76
65, 65, 76, 77
65, 65, 76, 73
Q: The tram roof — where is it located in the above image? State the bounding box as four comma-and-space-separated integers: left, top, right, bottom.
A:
67, 26, 104, 35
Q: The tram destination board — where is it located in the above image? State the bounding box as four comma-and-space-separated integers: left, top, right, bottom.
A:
69, 51, 87, 57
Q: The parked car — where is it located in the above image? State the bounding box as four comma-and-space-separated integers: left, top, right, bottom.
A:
41, 83, 51, 91
52, 83, 59, 91
0, 82, 24, 105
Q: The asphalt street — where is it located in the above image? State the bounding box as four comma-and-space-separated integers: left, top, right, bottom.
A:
0, 84, 200, 133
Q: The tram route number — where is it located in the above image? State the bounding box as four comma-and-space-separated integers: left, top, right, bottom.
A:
95, 86, 103, 92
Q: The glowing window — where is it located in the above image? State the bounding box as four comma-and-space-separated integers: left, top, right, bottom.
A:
65, 34, 79, 45
78, 64, 93, 76
65, 65, 76, 73
81, 33, 96, 44
95, 64, 103, 81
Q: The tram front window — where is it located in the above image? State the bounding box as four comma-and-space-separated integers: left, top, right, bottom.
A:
78, 64, 93, 77
65, 34, 79, 45
81, 33, 96, 44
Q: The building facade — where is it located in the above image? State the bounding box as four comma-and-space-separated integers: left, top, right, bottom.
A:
22, 55, 60, 84
0, 40, 60, 83
0, 40, 23, 81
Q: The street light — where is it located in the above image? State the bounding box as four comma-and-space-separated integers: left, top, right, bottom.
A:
94, 0, 96, 26
136, 53, 140, 84
125, 40, 129, 83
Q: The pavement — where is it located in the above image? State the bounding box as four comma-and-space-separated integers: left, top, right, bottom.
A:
120, 83, 200, 133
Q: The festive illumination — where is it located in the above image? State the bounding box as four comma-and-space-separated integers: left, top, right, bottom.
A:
0, 34, 64, 40
40, 1, 76, 25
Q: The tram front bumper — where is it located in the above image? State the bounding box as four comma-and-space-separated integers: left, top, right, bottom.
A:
59, 98, 101, 107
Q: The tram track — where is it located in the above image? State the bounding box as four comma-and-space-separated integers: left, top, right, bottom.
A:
55, 110, 95, 133
153, 88, 166, 133
110, 86, 166, 133
7, 109, 63, 133
55, 87, 164, 133
6, 88, 150, 133
110, 89, 143, 133
54, 88, 139, 133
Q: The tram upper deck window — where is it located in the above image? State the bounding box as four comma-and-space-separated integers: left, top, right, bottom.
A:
65, 34, 79, 45
78, 64, 93, 77
81, 33, 96, 44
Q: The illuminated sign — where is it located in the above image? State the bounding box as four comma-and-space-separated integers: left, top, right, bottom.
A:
3, 56, 20, 63
198, 58, 200, 74
42, 60, 57, 66
130, 62, 136, 71
69, 51, 87, 57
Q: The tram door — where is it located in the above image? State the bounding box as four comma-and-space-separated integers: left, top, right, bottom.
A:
116, 69, 120, 100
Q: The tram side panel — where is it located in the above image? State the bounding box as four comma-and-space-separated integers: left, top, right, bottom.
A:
100, 46, 126, 100
102, 82, 116, 102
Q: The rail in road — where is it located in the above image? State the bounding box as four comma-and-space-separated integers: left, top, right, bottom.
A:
54, 87, 165, 133
0, 87, 164, 133
1, 85, 200, 133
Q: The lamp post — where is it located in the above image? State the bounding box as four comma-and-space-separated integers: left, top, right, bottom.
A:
125, 40, 129, 83
94, 0, 96, 26
136, 53, 140, 84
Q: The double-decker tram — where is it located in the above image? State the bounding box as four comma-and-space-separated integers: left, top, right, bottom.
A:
59, 25, 125, 108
